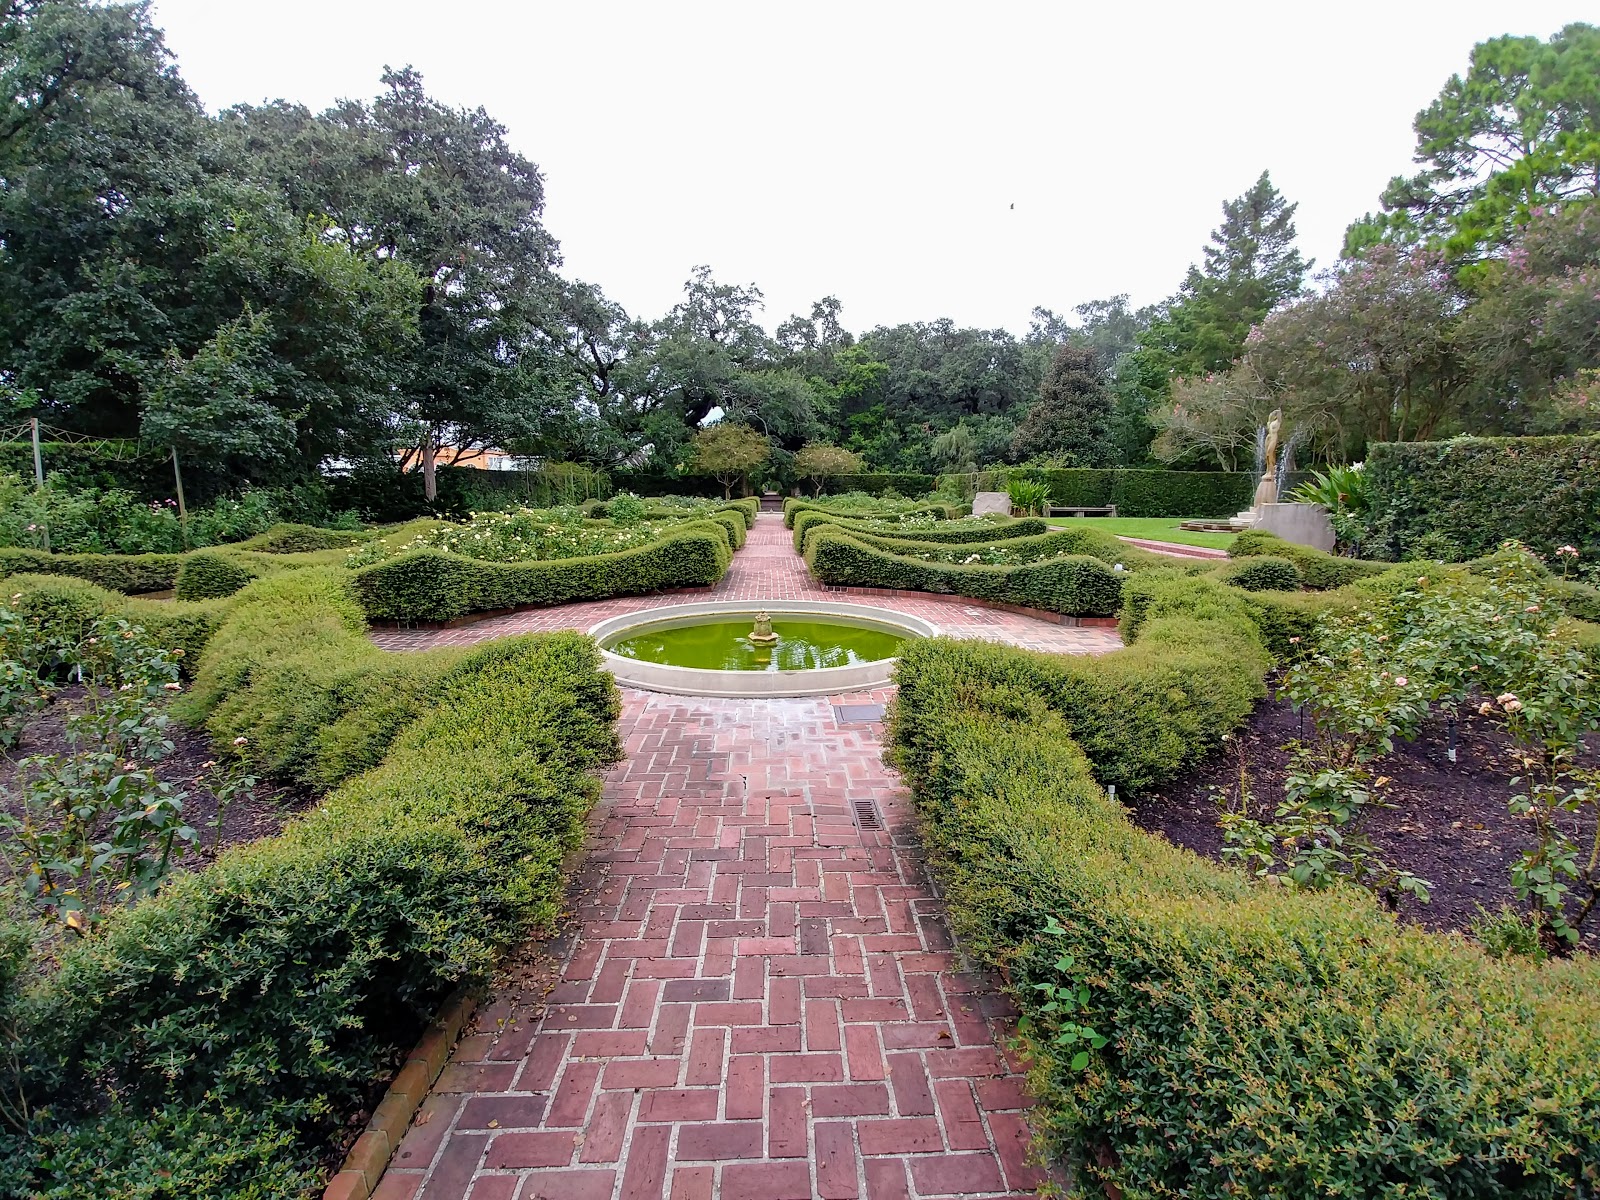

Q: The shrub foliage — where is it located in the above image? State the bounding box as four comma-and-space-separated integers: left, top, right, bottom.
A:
888, 578, 1600, 1196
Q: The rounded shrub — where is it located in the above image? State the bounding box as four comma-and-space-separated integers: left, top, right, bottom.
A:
1224, 555, 1301, 592
173, 552, 259, 601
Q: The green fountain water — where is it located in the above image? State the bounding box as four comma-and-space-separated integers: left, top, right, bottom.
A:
604, 617, 908, 672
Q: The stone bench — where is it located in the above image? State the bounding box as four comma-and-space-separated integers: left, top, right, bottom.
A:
1046, 504, 1118, 518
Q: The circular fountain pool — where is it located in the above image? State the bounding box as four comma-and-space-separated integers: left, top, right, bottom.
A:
589, 601, 937, 697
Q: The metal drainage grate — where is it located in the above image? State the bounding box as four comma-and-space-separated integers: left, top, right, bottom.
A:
852, 800, 883, 831
834, 703, 887, 724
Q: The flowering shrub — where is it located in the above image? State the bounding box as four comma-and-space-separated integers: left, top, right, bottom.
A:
396, 508, 668, 564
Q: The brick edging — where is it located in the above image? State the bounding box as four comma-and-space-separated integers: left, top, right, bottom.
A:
818, 585, 1120, 628
1116, 535, 1229, 560
322, 989, 476, 1200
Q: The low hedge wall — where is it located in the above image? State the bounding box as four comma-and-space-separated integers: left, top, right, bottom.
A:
812, 522, 1173, 573
583, 500, 757, 547
792, 512, 1047, 554
5, 573, 229, 676
173, 551, 261, 601
805, 528, 1125, 617
1229, 529, 1389, 589
887, 583, 1600, 1196
352, 521, 733, 623
818, 472, 938, 496
782, 497, 963, 529
176, 570, 478, 791
8, 570, 622, 1197
962, 468, 1254, 517
235, 523, 370, 554
1366, 434, 1600, 563
0, 546, 183, 594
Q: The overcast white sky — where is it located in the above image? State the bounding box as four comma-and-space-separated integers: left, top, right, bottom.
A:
150, 0, 1592, 336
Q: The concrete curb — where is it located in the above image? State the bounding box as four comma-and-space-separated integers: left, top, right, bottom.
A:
321, 989, 476, 1200
819, 585, 1121, 628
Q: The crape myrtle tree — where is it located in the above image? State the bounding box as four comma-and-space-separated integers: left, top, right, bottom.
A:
1458, 202, 1600, 433
793, 443, 863, 496
690, 422, 770, 499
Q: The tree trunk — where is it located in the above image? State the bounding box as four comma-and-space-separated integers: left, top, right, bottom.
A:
422, 431, 438, 502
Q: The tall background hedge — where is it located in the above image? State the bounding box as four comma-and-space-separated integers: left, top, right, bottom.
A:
1366, 435, 1600, 562
827, 468, 1253, 517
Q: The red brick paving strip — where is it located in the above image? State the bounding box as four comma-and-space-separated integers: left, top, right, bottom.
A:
380, 687, 1082, 1199
374, 515, 1112, 1198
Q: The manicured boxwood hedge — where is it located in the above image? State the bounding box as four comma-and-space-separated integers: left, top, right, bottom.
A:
805, 527, 1126, 617
235, 522, 370, 554
173, 551, 260, 601
0, 546, 183, 594
782, 497, 963, 529
962, 467, 1254, 517
888, 579, 1600, 1197
5, 573, 229, 677
583, 500, 757, 547
6, 570, 622, 1197
1366, 434, 1600, 563
1229, 528, 1389, 589
818, 472, 938, 496
792, 511, 1047, 554
352, 521, 733, 623
1222, 555, 1300, 592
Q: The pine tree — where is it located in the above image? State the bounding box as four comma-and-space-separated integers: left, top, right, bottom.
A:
1201, 169, 1312, 302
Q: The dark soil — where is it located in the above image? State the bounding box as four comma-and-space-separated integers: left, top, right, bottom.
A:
1, 687, 316, 874
1128, 689, 1600, 952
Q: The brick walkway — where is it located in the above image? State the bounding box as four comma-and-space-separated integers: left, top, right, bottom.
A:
370, 515, 1120, 1199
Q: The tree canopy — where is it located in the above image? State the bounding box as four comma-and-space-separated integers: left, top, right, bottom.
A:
0, 2, 1596, 503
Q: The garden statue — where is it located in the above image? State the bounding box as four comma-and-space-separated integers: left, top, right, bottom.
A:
747, 611, 779, 644
1253, 408, 1283, 512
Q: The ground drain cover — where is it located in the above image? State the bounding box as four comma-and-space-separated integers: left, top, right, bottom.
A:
834, 703, 886, 723
852, 800, 883, 831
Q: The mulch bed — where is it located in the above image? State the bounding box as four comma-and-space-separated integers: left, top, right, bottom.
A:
1, 687, 315, 874
1128, 688, 1599, 952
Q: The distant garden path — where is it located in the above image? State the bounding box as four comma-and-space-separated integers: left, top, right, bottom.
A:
370, 516, 1121, 1199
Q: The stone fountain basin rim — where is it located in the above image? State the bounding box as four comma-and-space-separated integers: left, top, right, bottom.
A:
587, 600, 939, 698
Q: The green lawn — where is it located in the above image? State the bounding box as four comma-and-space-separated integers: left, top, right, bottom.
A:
1042, 516, 1237, 550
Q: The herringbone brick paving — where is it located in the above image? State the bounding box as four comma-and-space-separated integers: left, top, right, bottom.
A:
372, 515, 1121, 1198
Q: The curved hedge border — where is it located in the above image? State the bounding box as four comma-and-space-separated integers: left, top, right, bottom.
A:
5, 570, 622, 1197
6, 573, 229, 676
0, 546, 184, 594
1231, 530, 1600, 621
888, 575, 1600, 1196
782, 498, 963, 529
792, 511, 1048, 554
351, 520, 734, 623
805, 527, 1126, 617
234, 522, 370, 554
1229, 528, 1389, 589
